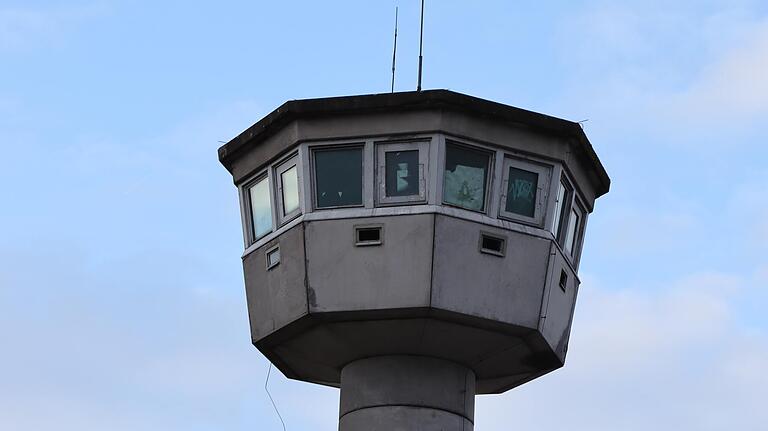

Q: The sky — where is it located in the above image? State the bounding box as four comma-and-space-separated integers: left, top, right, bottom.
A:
1, 0, 767, 430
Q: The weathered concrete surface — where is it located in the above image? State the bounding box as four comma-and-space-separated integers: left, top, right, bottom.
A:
431, 214, 550, 329
305, 214, 434, 312
245, 214, 568, 393
339, 356, 475, 431
242, 223, 307, 341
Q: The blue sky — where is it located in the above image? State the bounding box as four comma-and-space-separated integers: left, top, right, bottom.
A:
1, 1, 767, 430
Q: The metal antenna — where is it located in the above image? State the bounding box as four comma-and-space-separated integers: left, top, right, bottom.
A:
417, 0, 425, 91
391, 6, 398, 93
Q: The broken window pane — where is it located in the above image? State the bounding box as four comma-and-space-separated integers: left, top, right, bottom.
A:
505, 167, 538, 217
443, 144, 489, 211
385, 150, 419, 197
314, 147, 363, 208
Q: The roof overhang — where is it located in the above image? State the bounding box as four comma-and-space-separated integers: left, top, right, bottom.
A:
218, 89, 610, 197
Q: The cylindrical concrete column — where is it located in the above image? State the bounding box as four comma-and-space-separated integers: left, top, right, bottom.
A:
339, 356, 476, 431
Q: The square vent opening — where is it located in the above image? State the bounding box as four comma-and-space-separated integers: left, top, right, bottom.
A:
479, 233, 506, 257
355, 226, 382, 246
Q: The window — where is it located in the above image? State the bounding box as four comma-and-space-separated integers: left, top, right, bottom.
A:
247, 175, 272, 242
564, 208, 580, 255
550, 179, 572, 241
266, 245, 280, 269
386, 151, 418, 195
550, 174, 586, 262
443, 142, 491, 212
565, 200, 586, 260
377, 141, 428, 205
275, 156, 301, 224
499, 159, 551, 226
313, 146, 364, 209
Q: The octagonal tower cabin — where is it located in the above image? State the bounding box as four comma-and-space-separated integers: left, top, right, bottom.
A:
218, 90, 610, 431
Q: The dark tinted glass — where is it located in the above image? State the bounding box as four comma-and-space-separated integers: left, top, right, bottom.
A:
443, 144, 489, 211
385, 150, 419, 197
314, 148, 363, 208
505, 167, 538, 217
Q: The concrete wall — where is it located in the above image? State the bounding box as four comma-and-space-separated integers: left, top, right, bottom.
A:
539, 242, 581, 361
305, 214, 434, 312
432, 215, 550, 329
242, 223, 307, 341
339, 356, 475, 431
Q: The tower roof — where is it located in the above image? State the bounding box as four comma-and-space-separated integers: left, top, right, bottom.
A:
218, 89, 609, 197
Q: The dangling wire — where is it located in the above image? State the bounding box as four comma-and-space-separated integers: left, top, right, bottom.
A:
265, 363, 287, 431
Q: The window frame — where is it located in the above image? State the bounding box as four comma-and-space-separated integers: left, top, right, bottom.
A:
274, 154, 302, 225
241, 171, 274, 246
566, 198, 587, 263
265, 244, 280, 270
310, 144, 366, 210
550, 176, 574, 244
375, 140, 429, 206
441, 140, 494, 214
548, 171, 588, 266
498, 157, 552, 227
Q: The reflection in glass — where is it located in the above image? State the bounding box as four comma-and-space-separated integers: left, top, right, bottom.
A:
385, 150, 419, 197
443, 144, 489, 211
564, 208, 580, 255
551, 181, 567, 237
281, 165, 300, 215
314, 148, 363, 208
249, 177, 272, 240
505, 167, 538, 217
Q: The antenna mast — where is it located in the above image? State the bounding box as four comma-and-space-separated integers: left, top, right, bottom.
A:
391, 7, 398, 93
417, 0, 425, 91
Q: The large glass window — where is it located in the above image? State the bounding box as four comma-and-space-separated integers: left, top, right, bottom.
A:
314, 147, 363, 208
275, 156, 301, 224
499, 158, 551, 225
377, 141, 428, 205
506, 167, 538, 217
281, 166, 299, 213
247, 175, 272, 241
443, 143, 490, 212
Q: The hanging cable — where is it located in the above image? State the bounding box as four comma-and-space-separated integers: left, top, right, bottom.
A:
265, 363, 287, 431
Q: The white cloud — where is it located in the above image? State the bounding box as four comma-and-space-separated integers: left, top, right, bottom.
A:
669, 18, 768, 120
476, 269, 768, 431
554, 5, 768, 138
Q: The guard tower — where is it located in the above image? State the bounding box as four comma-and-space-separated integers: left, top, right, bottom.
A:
218, 90, 609, 431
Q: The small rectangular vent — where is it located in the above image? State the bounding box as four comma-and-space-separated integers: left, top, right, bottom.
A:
266, 245, 280, 270
479, 233, 506, 257
559, 269, 568, 291
355, 225, 382, 246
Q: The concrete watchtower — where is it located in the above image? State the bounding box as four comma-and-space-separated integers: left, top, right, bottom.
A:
218, 90, 610, 430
